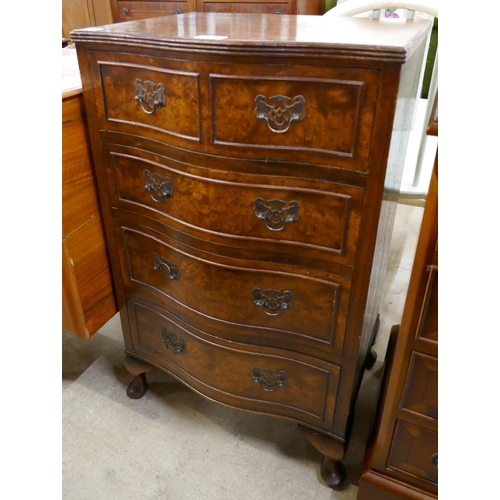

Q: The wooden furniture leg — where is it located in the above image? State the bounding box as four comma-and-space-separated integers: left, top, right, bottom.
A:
124, 354, 154, 399
300, 426, 348, 489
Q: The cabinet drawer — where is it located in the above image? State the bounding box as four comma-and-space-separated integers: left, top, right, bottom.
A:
388, 421, 438, 485
117, 2, 192, 21
401, 352, 437, 420
128, 299, 340, 426
98, 60, 201, 142
119, 226, 350, 354
201, 2, 290, 14
108, 151, 362, 266
210, 71, 378, 172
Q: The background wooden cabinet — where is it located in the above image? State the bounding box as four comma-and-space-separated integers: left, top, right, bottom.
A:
62, 48, 117, 339
111, 0, 325, 21
62, 0, 114, 39
357, 100, 438, 500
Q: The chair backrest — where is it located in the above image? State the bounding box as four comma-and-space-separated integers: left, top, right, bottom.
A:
324, 0, 438, 18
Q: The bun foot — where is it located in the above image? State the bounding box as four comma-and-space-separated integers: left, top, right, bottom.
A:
126, 373, 148, 399
321, 456, 347, 489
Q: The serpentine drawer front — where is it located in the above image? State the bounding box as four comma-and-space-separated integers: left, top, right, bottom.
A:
129, 299, 340, 428
118, 225, 351, 355
72, 13, 432, 489
105, 148, 363, 267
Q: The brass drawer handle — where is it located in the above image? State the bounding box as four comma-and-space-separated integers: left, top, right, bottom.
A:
161, 328, 185, 354
122, 7, 129, 15
254, 94, 306, 133
154, 253, 180, 280
254, 197, 299, 231
145, 169, 173, 202
135, 78, 166, 114
251, 367, 287, 391
274, 10, 282, 14
174, 8, 183, 14
430, 453, 438, 467
252, 288, 292, 316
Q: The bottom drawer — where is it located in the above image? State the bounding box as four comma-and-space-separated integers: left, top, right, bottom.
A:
127, 298, 340, 428
388, 420, 438, 485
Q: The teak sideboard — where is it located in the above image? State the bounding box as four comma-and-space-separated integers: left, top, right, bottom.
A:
72, 13, 432, 487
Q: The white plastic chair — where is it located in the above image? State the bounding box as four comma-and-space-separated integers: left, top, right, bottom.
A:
324, 1, 438, 202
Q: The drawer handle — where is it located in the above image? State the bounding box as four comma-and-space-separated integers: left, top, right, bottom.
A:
210, 9, 217, 12
145, 169, 173, 202
430, 453, 438, 467
135, 78, 166, 115
254, 197, 299, 231
161, 328, 185, 354
252, 288, 292, 316
174, 8, 183, 14
122, 7, 129, 15
154, 253, 180, 280
254, 94, 306, 133
251, 367, 287, 392
274, 10, 282, 14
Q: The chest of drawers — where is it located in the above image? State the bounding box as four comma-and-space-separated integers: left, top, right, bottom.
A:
72, 13, 431, 488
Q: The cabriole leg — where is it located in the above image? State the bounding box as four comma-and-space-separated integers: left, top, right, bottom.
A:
124, 354, 154, 399
300, 426, 348, 489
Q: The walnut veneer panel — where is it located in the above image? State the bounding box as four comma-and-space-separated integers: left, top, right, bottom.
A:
73, 14, 431, 488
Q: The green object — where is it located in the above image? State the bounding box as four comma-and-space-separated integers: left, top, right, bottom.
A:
325, 0, 337, 12
421, 18, 438, 98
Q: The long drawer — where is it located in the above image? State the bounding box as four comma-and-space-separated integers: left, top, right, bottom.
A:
117, 224, 351, 356
105, 148, 363, 268
90, 51, 380, 172
127, 298, 340, 428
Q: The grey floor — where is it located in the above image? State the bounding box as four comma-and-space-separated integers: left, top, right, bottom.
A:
62, 203, 424, 500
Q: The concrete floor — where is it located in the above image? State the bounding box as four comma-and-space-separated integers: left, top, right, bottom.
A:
62, 203, 424, 500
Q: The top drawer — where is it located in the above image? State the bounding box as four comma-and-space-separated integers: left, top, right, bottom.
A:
92, 52, 379, 172
98, 59, 202, 143
210, 72, 377, 172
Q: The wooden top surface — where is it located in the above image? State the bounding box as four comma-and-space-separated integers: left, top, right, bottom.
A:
71, 13, 432, 62
62, 45, 82, 98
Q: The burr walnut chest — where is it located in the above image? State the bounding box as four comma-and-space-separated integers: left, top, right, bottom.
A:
72, 13, 431, 488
